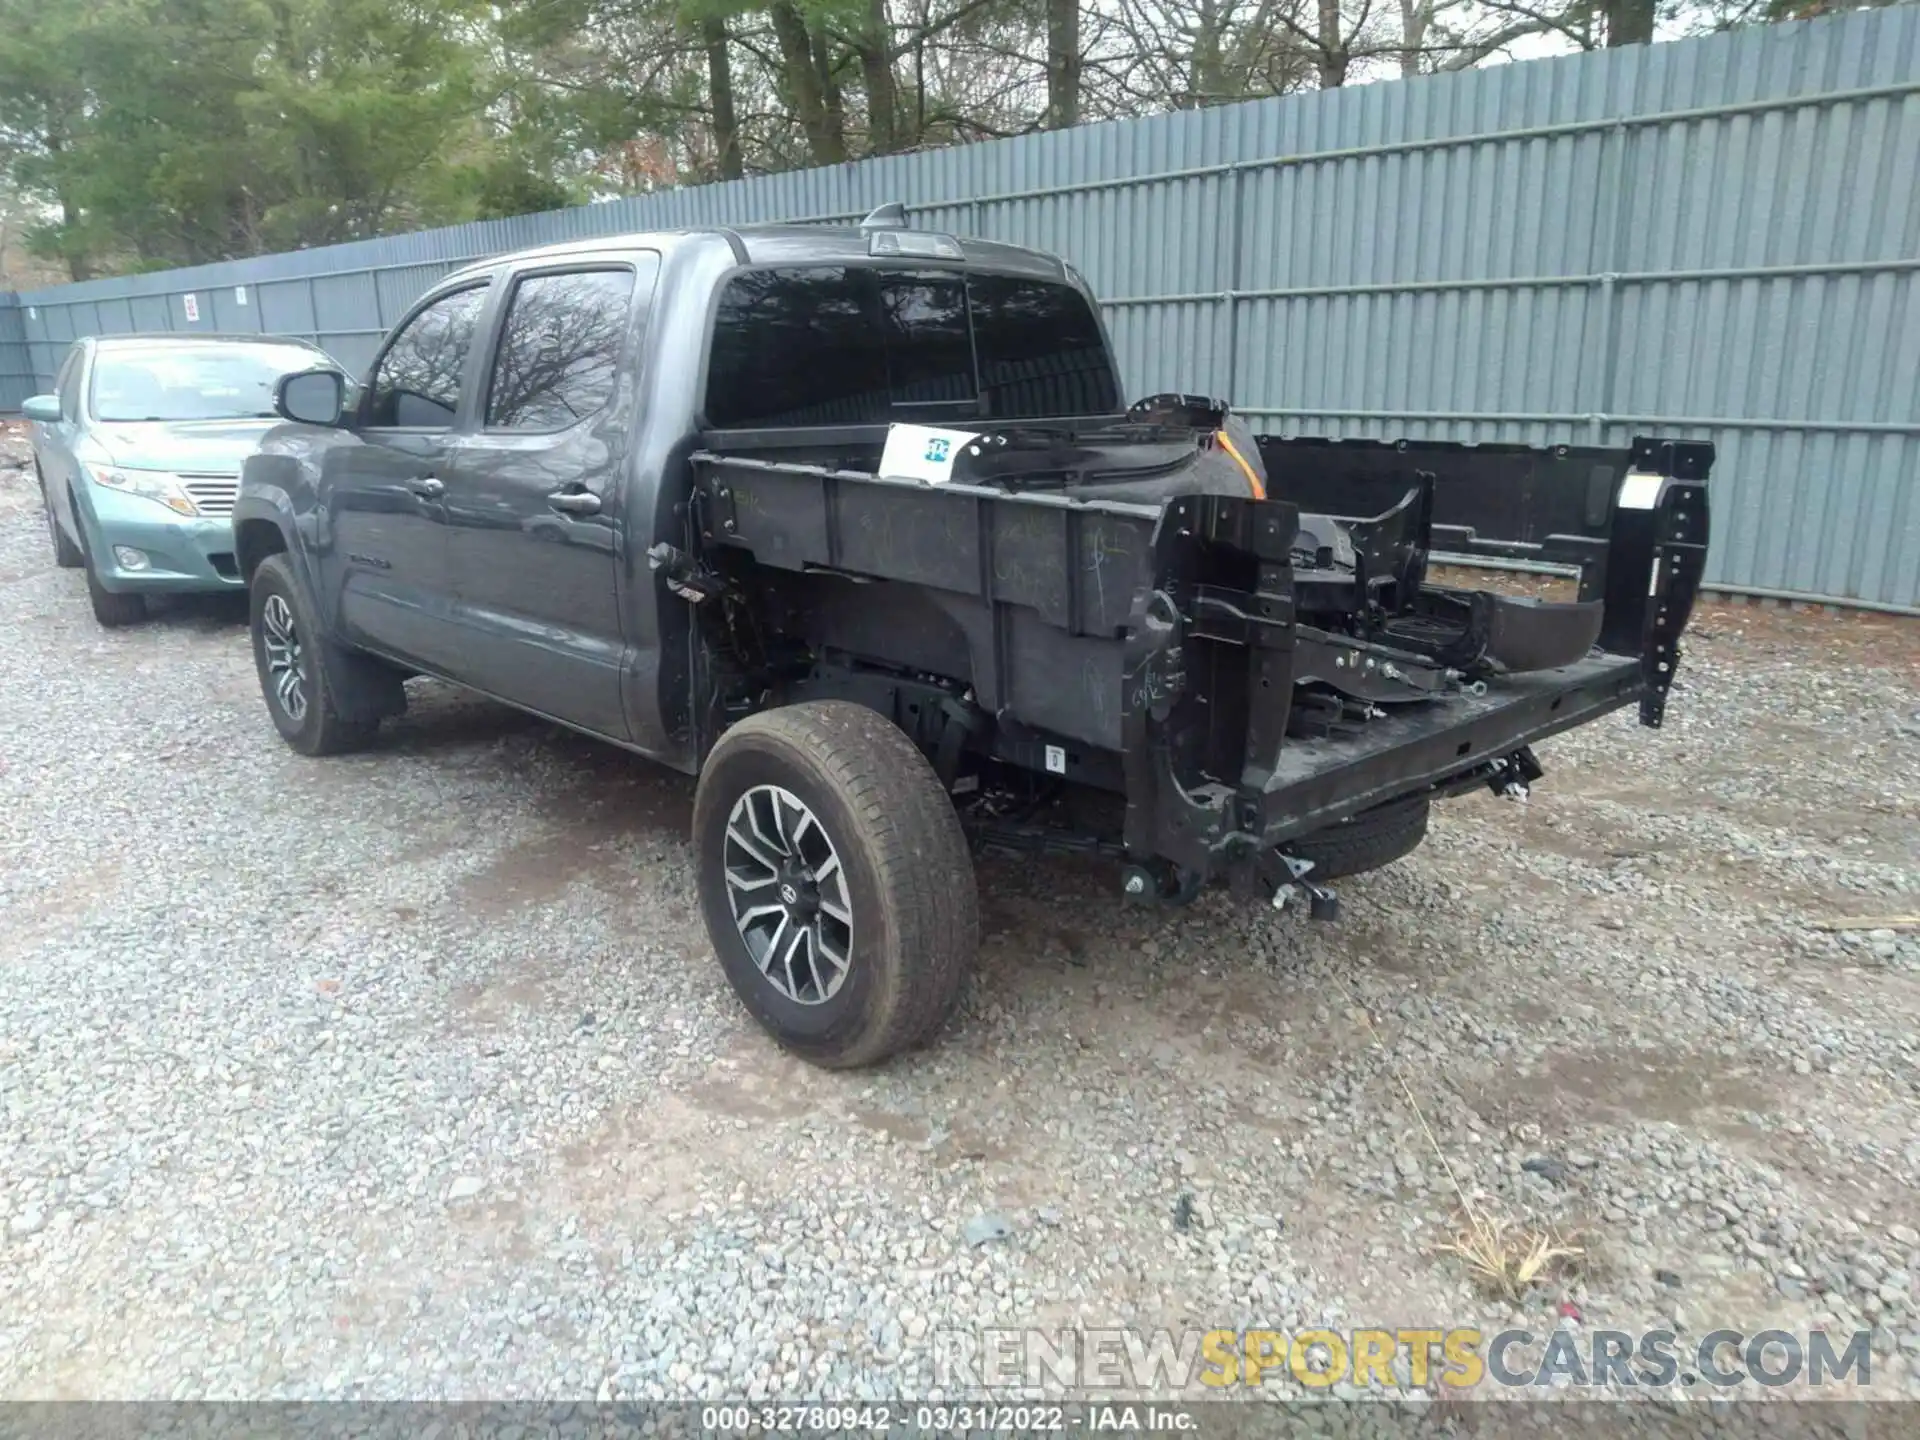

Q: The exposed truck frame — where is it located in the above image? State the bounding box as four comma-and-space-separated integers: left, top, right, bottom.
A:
684, 415, 1708, 906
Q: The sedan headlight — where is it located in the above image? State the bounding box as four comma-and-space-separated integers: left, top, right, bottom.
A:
86, 465, 199, 517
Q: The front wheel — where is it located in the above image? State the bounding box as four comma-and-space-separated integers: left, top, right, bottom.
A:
693, 701, 979, 1069
248, 554, 378, 755
75, 517, 145, 627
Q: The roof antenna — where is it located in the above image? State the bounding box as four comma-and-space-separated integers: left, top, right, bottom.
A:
860, 202, 908, 231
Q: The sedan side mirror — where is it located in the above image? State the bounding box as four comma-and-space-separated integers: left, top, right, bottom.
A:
21, 394, 61, 424
275, 370, 349, 427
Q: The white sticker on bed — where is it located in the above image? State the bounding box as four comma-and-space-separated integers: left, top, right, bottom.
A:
879, 424, 977, 485
1617, 472, 1664, 510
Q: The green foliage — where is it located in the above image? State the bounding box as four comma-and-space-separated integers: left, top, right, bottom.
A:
0, 0, 1867, 282
0, 0, 521, 277
471, 159, 580, 221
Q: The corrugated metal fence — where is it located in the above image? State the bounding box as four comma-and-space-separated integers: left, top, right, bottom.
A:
3, 8, 1916, 609
0, 295, 29, 412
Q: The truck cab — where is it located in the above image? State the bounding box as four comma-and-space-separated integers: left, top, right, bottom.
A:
236, 225, 1119, 765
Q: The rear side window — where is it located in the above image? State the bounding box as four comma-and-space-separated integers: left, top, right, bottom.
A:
366, 286, 487, 428
706, 268, 883, 428
485, 269, 637, 431
704, 267, 1118, 428
971, 273, 1119, 419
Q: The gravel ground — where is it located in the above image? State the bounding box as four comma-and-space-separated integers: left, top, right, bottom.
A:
3, 424, 1918, 1405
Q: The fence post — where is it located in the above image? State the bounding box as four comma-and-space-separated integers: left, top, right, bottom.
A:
305, 276, 324, 351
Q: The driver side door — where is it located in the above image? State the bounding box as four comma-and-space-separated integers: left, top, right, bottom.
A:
320, 283, 492, 675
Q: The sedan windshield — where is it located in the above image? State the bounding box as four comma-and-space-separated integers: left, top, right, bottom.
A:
90, 344, 332, 423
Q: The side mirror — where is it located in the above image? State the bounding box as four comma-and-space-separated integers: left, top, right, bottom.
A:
275, 370, 348, 427
21, 394, 61, 424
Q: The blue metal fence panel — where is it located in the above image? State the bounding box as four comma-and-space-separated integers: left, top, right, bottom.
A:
2, 7, 1916, 607
0, 295, 29, 412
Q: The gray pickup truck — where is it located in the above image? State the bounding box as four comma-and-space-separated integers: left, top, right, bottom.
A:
234, 209, 1711, 1068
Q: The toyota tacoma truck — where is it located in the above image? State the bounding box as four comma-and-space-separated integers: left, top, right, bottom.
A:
234, 209, 1711, 1068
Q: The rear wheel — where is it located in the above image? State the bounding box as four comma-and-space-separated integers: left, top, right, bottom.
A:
693, 701, 978, 1069
1289, 795, 1431, 880
248, 554, 379, 755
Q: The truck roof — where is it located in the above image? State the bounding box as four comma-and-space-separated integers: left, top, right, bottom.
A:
440, 223, 1071, 288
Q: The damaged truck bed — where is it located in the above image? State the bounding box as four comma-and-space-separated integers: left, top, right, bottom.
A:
690, 401, 1710, 909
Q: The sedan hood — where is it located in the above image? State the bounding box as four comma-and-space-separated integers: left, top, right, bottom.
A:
93, 420, 281, 475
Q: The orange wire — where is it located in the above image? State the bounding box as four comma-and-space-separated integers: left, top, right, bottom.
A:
1215, 428, 1266, 500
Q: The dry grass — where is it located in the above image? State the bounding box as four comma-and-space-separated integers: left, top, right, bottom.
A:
1434, 1213, 1586, 1304
1334, 975, 1587, 1303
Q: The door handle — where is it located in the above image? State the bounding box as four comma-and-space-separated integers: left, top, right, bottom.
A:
548, 489, 602, 515
407, 476, 445, 498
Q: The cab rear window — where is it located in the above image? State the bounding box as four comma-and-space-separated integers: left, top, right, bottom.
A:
704, 267, 1119, 429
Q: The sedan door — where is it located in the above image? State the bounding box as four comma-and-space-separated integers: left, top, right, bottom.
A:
434, 260, 657, 740
321, 284, 491, 675
34, 346, 86, 521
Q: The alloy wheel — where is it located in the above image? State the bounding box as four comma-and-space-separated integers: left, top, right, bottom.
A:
261, 593, 308, 724
722, 784, 854, 1005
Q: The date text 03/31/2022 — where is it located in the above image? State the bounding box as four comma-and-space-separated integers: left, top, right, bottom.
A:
699, 1404, 1196, 1432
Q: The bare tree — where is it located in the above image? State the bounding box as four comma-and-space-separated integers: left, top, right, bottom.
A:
1105, 0, 1321, 107
1046, 0, 1081, 127
1398, 0, 1590, 74
1603, 0, 1657, 45
856, 0, 903, 152
496, 0, 1732, 198
704, 17, 745, 179
770, 2, 849, 164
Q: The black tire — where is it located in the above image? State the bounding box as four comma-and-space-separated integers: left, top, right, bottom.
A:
85, 565, 145, 626
42, 472, 83, 569
1290, 795, 1431, 880
74, 511, 146, 627
248, 554, 379, 756
693, 701, 978, 1069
